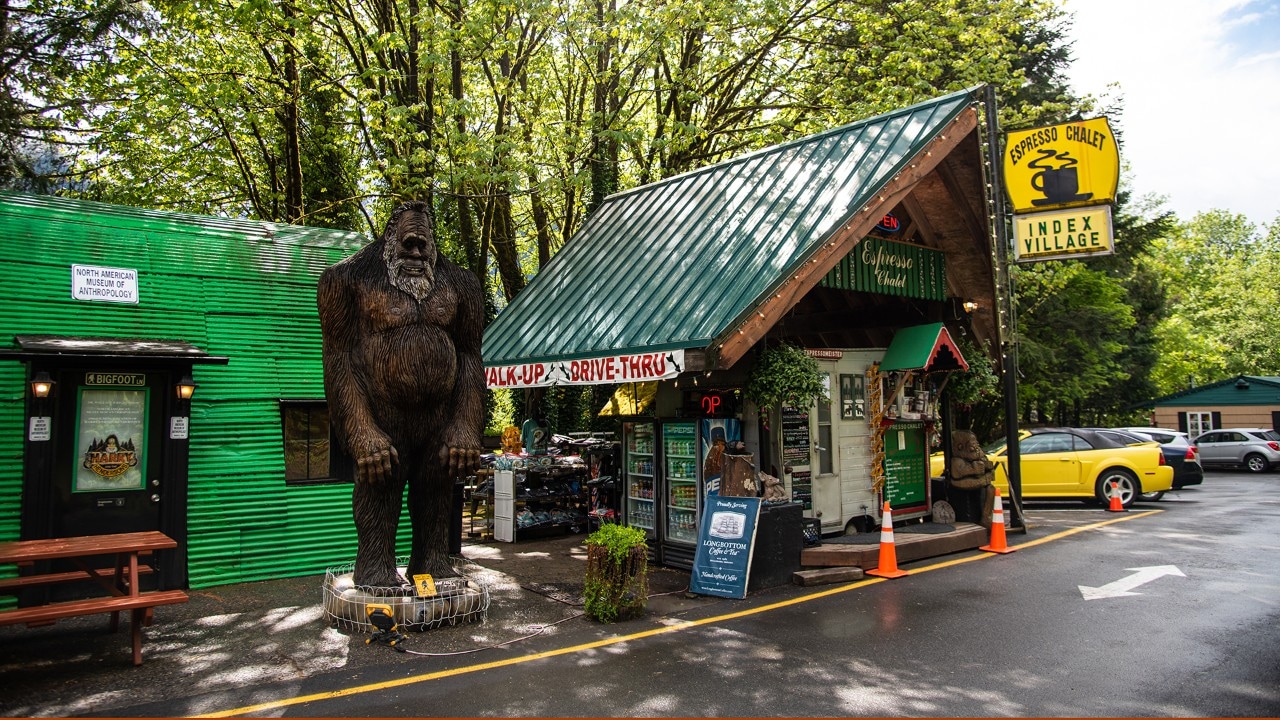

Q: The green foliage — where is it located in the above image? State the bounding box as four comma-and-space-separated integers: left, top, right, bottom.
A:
1148, 211, 1280, 393
585, 523, 648, 564
583, 523, 648, 623
946, 333, 1000, 409
745, 343, 827, 410
485, 388, 517, 436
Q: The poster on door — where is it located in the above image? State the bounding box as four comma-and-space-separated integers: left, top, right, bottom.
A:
75, 388, 148, 492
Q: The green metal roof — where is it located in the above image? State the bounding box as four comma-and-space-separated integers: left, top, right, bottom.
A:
483, 87, 981, 369
879, 322, 968, 373
1149, 375, 1280, 407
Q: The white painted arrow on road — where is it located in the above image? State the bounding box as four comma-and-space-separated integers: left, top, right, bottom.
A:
1078, 565, 1186, 600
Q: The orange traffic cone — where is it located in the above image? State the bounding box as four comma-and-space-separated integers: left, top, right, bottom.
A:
980, 487, 1016, 554
866, 501, 909, 578
1107, 480, 1126, 512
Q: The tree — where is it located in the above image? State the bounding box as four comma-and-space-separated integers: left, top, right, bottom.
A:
1149, 210, 1280, 392
0, 0, 152, 185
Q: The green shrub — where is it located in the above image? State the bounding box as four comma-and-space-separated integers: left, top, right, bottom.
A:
583, 524, 649, 623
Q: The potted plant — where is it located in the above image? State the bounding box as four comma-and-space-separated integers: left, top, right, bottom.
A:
583, 523, 648, 623
745, 342, 828, 418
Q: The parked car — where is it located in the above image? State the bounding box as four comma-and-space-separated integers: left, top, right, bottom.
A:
1193, 428, 1280, 473
930, 427, 1174, 508
1106, 427, 1205, 500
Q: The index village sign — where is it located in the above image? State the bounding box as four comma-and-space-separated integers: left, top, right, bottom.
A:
1003, 116, 1119, 263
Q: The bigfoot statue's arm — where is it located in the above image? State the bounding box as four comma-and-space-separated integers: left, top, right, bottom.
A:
440, 268, 485, 477
318, 265, 398, 483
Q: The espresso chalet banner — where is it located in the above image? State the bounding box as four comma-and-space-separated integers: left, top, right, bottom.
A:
485, 349, 685, 389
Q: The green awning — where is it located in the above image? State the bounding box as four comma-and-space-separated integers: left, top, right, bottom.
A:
880, 322, 968, 372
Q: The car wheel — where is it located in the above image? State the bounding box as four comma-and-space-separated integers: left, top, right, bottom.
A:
1244, 453, 1270, 473
1096, 469, 1138, 508
1139, 491, 1165, 502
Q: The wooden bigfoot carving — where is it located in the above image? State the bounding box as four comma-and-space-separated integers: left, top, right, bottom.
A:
318, 201, 484, 589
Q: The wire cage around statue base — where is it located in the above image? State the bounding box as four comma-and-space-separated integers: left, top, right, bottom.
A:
322, 557, 491, 632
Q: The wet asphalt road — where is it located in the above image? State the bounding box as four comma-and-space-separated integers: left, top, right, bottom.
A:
58, 472, 1280, 716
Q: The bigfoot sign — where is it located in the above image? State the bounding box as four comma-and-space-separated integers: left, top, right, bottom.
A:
318, 201, 485, 589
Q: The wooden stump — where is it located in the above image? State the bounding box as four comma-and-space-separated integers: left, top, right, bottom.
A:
721, 453, 757, 497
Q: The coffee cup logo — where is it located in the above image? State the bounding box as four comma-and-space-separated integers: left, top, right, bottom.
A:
1028, 149, 1093, 206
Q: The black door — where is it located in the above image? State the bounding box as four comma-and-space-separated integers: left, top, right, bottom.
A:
52, 370, 168, 537
34, 369, 174, 599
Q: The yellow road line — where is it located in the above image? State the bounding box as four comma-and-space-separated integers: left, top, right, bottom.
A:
195, 508, 1161, 718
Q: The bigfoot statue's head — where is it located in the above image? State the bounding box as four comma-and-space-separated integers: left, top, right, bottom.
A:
382, 201, 438, 301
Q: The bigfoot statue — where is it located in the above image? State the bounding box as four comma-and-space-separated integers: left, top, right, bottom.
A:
318, 200, 484, 589
948, 430, 996, 528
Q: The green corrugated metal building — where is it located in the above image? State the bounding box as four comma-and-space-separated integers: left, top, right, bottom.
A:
0, 192, 419, 589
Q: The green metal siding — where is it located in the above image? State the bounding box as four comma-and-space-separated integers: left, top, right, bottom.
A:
483, 87, 980, 367
0, 191, 418, 588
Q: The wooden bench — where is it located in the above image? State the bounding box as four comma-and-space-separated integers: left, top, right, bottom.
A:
0, 531, 189, 666
0, 590, 190, 665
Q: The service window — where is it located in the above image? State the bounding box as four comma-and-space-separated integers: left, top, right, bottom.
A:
281, 401, 345, 484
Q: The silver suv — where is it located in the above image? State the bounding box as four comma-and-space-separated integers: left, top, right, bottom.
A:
1193, 428, 1280, 473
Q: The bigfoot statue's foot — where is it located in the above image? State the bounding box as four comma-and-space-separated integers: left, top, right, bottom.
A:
353, 568, 411, 595
407, 558, 460, 580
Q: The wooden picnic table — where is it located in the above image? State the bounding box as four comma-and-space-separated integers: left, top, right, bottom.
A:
0, 531, 189, 665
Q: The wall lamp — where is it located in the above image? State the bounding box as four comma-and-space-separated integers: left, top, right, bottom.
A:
962, 301, 980, 314
176, 374, 199, 400
31, 371, 54, 399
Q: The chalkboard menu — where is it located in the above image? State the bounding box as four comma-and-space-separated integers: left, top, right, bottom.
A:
790, 470, 812, 510
781, 406, 809, 465
883, 420, 928, 512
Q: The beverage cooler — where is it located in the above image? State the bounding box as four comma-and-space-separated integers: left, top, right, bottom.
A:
622, 418, 741, 569
661, 420, 700, 569
622, 422, 657, 544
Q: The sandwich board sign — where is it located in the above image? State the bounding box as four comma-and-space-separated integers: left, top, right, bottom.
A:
689, 495, 761, 599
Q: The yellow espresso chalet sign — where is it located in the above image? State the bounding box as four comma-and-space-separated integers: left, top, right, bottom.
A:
1013, 205, 1114, 262
1004, 117, 1119, 213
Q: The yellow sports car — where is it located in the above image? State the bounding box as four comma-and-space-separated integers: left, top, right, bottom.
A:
931, 427, 1174, 508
